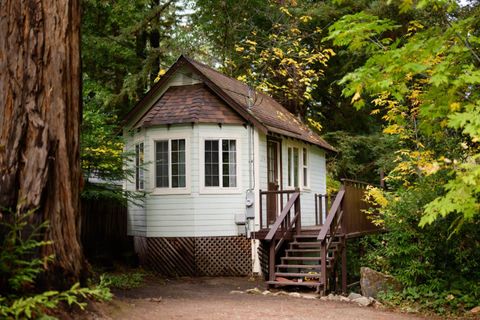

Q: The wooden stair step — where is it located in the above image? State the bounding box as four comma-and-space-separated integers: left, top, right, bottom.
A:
290, 241, 341, 248
286, 248, 321, 253
290, 241, 322, 247
266, 280, 323, 287
275, 272, 322, 278
282, 256, 321, 261
276, 264, 323, 269
293, 234, 318, 239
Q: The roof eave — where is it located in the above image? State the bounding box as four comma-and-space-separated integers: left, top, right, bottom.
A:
181, 56, 268, 134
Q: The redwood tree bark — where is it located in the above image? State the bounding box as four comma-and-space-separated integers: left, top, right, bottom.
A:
0, 0, 84, 284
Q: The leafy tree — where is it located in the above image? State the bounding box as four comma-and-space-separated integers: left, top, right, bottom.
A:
81, 0, 183, 116
328, 0, 480, 231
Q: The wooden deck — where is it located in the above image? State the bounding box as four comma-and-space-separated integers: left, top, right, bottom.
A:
257, 179, 382, 294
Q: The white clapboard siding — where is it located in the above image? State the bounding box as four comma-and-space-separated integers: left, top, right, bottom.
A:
255, 135, 327, 229
280, 140, 326, 227
125, 123, 252, 237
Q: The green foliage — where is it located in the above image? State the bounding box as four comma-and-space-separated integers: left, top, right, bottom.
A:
359, 177, 480, 314
81, 0, 184, 116
102, 271, 146, 290
0, 214, 51, 294
0, 210, 112, 319
328, 1, 480, 229
324, 131, 397, 184
0, 280, 112, 320
81, 85, 145, 205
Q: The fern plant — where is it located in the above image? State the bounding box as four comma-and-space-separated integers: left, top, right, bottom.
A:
0, 210, 112, 319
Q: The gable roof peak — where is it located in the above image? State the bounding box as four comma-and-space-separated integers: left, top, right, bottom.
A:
125, 55, 335, 152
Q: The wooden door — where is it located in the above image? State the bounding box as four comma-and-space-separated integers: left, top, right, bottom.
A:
267, 140, 279, 225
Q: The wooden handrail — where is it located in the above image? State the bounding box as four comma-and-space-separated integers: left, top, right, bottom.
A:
265, 192, 299, 241
260, 189, 297, 195
341, 178, 381, 188
318, 188, 345, 241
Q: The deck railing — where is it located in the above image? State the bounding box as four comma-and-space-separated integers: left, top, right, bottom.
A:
264, 191, 301, 282
317, 186, 346, 294
314, 192, 337, 225
259, 189, 298, 230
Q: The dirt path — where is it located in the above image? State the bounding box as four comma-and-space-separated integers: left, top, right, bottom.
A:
91, 277, 432, 320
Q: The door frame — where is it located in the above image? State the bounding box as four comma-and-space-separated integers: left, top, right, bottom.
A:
266, 136, 283, 225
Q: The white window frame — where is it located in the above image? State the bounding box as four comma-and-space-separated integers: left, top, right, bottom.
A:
200, 137, 242, 194
286, 142, 310, 191
151, 136, 190, 195
287, 146, 300, 189
135, 142, 145, 191
302, 147, 310, 189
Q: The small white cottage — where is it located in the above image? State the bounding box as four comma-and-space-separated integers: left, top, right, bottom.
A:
122, 55, 335, 277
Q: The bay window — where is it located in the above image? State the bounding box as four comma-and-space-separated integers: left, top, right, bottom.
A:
155, 139, 186, 189
204, 139, 237, 188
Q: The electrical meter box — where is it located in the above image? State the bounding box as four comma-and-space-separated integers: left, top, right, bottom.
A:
245, 189, 255, 219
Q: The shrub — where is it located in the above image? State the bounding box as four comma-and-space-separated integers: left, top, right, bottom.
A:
0, 210, 112, 319
361, 177, 480, 315
102, 271, 146, 290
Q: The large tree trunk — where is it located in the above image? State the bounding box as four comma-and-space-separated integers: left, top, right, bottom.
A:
0, 0, 84, 285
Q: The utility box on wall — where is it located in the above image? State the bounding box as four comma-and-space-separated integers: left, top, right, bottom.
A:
245, 189, 255, 219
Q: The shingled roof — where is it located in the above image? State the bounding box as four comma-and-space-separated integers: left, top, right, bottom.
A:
125, 55, 335, 152
138, 83, 244, 127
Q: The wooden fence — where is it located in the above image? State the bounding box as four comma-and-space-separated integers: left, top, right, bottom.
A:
81, 198, 134, 265
315, 179, 382, 237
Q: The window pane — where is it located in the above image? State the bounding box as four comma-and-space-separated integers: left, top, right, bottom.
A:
155, 141, 169, 188
205, 140, 219, 187
303, 167, 308, 187
222, 139, 237, 187
171, 139, 186, 188
287, 148, 292, 186
303, 148, 308, 187
293, 148, 299, 188
135, 144, 144, 190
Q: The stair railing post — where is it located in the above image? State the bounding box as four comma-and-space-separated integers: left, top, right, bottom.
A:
340, 193, 347, 294
321, 241, 327, 295
341, 236, 347, 294
269, 239, 275, 282
259, 190, 263, 229
295, 193, 301, 235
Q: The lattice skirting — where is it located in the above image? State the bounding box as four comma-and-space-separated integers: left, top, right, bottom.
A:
134, 236, 252, 276
258, 241, 269, 280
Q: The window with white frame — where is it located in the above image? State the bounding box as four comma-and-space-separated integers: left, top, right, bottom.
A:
302, 147, 309, 187
155, 139, 186, 188
204, 139, 237, 188
135, 142, 144, 190
287, 146, 299, 188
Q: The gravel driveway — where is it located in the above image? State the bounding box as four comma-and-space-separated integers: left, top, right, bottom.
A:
92, 276, 434, 320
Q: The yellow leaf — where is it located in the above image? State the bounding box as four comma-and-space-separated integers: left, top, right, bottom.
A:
299, 15, 312, 23
154, 69, 167, 83
351, 91, 361, 103
279, 6, 292, 17
449, 102, 461, 112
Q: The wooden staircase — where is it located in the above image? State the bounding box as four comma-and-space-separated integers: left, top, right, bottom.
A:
263, 187, 347, 295
266, 234, 346, 293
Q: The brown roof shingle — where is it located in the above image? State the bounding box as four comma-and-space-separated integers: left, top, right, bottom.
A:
183, 57, 334, 151
138, 83, 244, 127
125, 55, 334, 152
